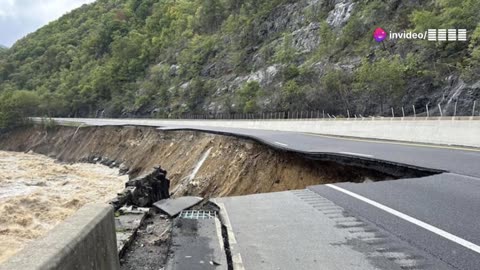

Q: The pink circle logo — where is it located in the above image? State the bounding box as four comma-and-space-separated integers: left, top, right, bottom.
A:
373, 27, 387, 42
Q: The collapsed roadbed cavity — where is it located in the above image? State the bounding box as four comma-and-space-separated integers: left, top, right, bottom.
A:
0, 125, 441, 199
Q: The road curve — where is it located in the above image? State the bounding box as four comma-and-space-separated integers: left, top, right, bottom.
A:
51, 118, 480, 270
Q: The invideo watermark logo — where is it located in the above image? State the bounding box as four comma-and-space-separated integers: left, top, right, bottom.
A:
373, 28, 388, 42
373, 27, 467, 42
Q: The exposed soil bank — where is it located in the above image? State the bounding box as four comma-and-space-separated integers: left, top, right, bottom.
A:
0, 125, 403, 198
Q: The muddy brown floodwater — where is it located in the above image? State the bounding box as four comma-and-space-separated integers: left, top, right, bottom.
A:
0, 150, 128, 264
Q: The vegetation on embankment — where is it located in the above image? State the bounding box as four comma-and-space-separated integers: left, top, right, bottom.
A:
0, 0, 479, 120
0, 125, 394, 197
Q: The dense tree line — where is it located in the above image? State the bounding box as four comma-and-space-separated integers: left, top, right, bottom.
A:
0, 0, 479, 128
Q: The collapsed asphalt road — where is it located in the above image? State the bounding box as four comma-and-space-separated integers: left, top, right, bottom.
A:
48, 118, 480, 270
1, 118, 476, 269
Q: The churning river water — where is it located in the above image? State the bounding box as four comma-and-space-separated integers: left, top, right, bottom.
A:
0, 150, 128, 264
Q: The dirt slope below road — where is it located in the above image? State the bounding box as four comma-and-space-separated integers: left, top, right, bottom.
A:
0, 125, 391, 198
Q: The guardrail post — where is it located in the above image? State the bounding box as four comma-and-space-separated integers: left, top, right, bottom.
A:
402, 107, 405, 118
453, 101, 457, 119
347, 110, 350, 119
473, 100, 477, 117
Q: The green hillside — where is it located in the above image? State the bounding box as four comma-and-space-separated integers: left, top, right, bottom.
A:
1, 0, 479, 128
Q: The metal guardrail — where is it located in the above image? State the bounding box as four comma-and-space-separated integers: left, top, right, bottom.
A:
34, 116, 480, 148
39, 116, 480, 124
139, 116, 480, 121
144, 102, 479, 121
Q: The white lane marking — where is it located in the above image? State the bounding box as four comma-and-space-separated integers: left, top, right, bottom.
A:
232, 253, 246, 270
214, 218, 225, 252
339, 151, 374, 158
326, 184, 480, 254
215, 202, 237, 244
214, 201, 245, 269
274, 141, 288, 147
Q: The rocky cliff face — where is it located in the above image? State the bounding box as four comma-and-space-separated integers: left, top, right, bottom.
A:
148, 0, 479, 117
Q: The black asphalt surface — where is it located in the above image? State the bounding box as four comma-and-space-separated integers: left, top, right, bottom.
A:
156, 125, 480, 177
309, 174, 480, 270
53, 118, 480, 270
158, 124, 480, 270
166, 218, 226, 270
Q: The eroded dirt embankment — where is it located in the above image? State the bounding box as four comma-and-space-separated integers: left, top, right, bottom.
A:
0, 125, 393, 198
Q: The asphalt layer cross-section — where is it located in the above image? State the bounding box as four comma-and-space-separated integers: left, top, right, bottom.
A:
55, 118, 480, 177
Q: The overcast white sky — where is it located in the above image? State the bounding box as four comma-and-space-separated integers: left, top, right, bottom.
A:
0, 0, 95, 47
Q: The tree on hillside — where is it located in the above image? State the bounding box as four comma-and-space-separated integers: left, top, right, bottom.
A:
195, 0, 225, 33
354, 57, 406, 114
237, 81, 262, 113
464, 24, 480, 80
275, 33, 295, 64
0, 46, 7, 55
279, 80, 307, 111
320, 68, 353, 112
0, 90, 40, 129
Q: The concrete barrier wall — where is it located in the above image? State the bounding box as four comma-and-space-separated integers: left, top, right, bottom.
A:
0, 203, 120, 270
52, 118, 480, 148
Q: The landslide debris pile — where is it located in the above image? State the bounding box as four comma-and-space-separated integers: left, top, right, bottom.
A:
111, 166, 171, 209
0, 125, 395, 198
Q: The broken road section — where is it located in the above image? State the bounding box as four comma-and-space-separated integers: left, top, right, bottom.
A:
214, 190, 453, 270
166, 214, 227, 270
153, 196, 203, 217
